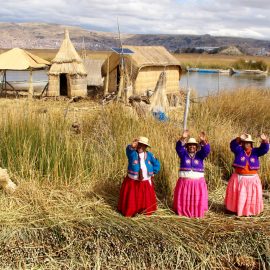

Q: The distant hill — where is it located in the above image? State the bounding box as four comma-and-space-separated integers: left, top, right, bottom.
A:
126, 34, 270, 55
0, 23, 120, 50
0, 22, 269, 55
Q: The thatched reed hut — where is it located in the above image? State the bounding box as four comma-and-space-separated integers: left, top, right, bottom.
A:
101, 46, 182, 96
47, 30, 87, 97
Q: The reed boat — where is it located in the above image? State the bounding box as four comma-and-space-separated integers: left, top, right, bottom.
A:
229, 68, 268, 75
186, 68, 230, 74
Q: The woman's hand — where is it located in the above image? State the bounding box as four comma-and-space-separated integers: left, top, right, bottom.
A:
235, 133, 246, 143
180, 130, 189, 141
240, 133, 248, 141
131, 139, 138, 149
199, 131, 207, 144
260, 133, 269, 143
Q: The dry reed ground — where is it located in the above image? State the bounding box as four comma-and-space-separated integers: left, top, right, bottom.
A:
0, 90, 270, 269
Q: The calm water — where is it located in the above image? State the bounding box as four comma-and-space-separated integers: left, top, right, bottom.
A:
2, 70, 270, 96
180, 72, 270, 98
1, 70, 48, 91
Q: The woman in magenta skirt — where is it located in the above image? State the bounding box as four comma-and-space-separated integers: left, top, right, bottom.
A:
174, 130, 210, 218
225, 133, 269, 216
118, 136, 160, 217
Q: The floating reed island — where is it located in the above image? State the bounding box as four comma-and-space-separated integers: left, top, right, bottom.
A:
0, 88, 269, 269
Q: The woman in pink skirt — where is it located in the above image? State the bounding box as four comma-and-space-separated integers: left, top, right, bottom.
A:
174, 130, 210, 218
225, 133, 269, 216
118, 136, 160, 217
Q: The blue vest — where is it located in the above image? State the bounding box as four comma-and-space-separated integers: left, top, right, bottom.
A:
126, 145, 160, 177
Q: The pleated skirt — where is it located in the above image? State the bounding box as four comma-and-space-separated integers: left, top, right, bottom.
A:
224, 173, 263, 216
118, 176, 157, 217
173, 177, 208, 218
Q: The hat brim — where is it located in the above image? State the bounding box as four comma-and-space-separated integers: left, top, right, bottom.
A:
186, 142, 199, 145
241, 140, 254, 143
138, 141, 151, 147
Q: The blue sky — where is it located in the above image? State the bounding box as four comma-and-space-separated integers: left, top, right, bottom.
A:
0, 0, 269, 40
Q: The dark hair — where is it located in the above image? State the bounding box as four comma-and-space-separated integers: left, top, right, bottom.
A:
241, 141, 253, 147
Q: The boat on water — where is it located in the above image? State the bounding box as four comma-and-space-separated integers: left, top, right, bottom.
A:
229, 68, 268, 76
186, 67, 268, 76
186, 68, 230, 74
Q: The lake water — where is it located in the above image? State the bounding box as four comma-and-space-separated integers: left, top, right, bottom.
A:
180, 72, 270, 98
1, 70, 48, 91
1, 70, 270, 97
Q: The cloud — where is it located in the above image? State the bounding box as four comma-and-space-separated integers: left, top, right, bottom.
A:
0, 0, 269, 39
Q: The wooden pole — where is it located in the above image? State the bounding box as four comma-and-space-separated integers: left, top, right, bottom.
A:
0, 70, 4, 92
4, 71, 6, 90
118, 60, 124, 99
183, 69, 190, 130
28, 69, 34, 98
104, 57, 109, 96
217, 70, 220, 94
117, 17, 124, 100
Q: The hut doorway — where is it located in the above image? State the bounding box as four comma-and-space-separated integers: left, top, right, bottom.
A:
60, 74, 68, 96
116, 66, 121, 88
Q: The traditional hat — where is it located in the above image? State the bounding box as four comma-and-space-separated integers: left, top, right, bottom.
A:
241, 134, 254, 142
138, 136, 151, 147
186, 138, 199, 145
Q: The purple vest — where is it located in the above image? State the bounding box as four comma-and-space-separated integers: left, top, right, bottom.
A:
176, 141, 210, 172
230, 139, 269, 170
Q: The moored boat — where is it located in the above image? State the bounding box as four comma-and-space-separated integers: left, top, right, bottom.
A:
187, 68, 230, 74
229, 68, 268, 76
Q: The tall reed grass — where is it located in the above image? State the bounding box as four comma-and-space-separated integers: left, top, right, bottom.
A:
232, 59, 268, 71
0, 89, 270, 269
174, 53, 270, 70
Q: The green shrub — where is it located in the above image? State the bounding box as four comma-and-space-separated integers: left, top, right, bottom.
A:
232, 58, 268, 71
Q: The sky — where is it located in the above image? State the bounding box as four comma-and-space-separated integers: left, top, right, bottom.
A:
0, 0, 270, 40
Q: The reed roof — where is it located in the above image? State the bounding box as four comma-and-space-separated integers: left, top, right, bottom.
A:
0, 48, 50, 70
102, 46, 181, 75
49, 30, 87, 76
124, 46, 181, 68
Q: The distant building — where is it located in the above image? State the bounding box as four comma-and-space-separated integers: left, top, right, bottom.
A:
255, 47, 268, 56
194, 47, 220, 53
175, 47, 220, 54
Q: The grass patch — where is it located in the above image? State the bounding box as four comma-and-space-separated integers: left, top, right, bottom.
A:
232, 58, 268, 71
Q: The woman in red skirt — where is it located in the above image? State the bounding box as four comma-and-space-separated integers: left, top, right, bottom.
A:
118, 136, 161, 217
